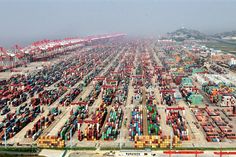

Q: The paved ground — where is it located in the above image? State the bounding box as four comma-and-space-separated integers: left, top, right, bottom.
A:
39, 149, 64, 157
64, 150, 236, 157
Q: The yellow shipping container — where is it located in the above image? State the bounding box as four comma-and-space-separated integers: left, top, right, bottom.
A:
37, 136, 65, 148
134, 135, 181, 148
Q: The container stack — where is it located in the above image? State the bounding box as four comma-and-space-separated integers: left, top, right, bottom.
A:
80, 104, 108, 141
129, 107, 143, 141
157, 73, 177, 106
38, 87, 67, 106
179, 77, 203, 105
77, 105, 89, 120
192, 108, 228, 142
102, 106, 123, 140
25, 107, 62, 140
134, 135, 181, 148
197, 74, 236, 105
59, 86, 82, 106
0, 48, 99, 108
0, 105, 41, 140
146, 98, 161, 136
166, 110, 189, 141
220, 96, 236, 107
37, 136, 64, 148
57, 109, 78, 141
102, 88, 115, 106
83, 68, 102, 86
25, 117, 44, 140
222, 107, 236, 119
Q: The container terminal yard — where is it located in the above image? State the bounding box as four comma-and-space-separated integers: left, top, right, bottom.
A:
1, 33, 236, 157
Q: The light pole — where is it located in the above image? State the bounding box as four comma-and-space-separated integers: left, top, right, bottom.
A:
170, 130, 173, 150
70, 128, 72, 148
4, 127, 7, 148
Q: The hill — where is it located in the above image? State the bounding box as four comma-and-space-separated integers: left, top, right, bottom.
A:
167, 28, 207, 41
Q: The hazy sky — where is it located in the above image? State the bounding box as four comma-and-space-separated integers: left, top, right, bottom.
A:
1, 0, 236, 47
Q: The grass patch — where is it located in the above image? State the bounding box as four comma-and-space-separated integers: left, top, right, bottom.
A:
65, 147, 96, 151
100, 147, 120, 151
0, 147, 39, 153
204, 41, 236, 55
41, 146, 96, 151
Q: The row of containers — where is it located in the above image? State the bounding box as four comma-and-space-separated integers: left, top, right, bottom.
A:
131, 51, 153, 89
58, 108, 81, 141
134, 135, 181, 148
37, 42, 131, 147
38, 45, 123, 143
152, 44, 192, 141
179, 77, 203, 106
0, 49, 101, 140
134, 48, 183, 148
40, 46, 132, 145
0, 105, 41, 140
24, 107, 61, 140
101, 106, 123, 140
146, 91, 161, 136
57, 45, 120, 107
77, 49, 133, 141
0, 47, 99, 115
157, 74, 204, 107
129, 107, 143, 140
155, 67, 182, 106
192, 107, 236, 142
129, 46, 152, 138
1, 43, 116, 108
153, 42, 209, 107
129, 97, 162, 140
156, 43, 236, 107
35, 42, 123, 146
37, 47, 119, 141
128, 47, 182, 149
77, 103, 109, 141
166, 108, 190, 141
156, 41, 207, 76
0, 48, 92, 107
193, 73, 236, 106
0, 43, 120, 141
149, 46, 184, 107
221, 106, 236, 121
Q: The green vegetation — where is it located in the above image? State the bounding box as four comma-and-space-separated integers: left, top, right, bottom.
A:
213, 31, 236, 39
42, 146, 96, 151
0, 155, 43, 157
0, 155, 44, 157
0, 147, 41, 157
100, 147, 120, 150
205, 41, 236, 55
0, 147, 39, 153
170, 28, 207, 40
65, 147, 96, 150
227, 40, 236, 43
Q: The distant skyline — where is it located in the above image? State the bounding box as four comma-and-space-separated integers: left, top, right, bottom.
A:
1, 0, 236, 47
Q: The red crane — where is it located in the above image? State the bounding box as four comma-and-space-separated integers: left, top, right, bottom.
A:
214, 151, 236, 156
164, 150, 204, 157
